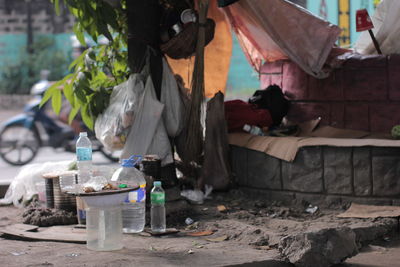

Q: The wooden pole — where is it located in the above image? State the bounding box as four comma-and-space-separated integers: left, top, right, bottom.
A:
368, 29, 382, 55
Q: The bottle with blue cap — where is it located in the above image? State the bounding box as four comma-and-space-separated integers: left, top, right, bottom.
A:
111, 155, 146, 233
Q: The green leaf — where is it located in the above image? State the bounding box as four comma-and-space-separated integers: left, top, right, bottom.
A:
54, 0, 60, 16
40, 73, 72, 107
74, 86, 88, 104
68, 105, 80, 124
68, 49, 87, 71
100, 3, 118, 29
73, 23, 86, 47
40, 83, 57, 107
65, 0, 79, 9
51, 88, 62, 115
81, 104, 94, 130
62, 81, 75, 108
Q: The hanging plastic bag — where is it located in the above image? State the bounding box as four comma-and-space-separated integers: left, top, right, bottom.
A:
95, 75, 140, 151
121, 76, 173, 166
160, 59, 184, 137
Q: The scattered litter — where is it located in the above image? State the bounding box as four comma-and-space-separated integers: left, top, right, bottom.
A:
369, 245, 388, 252
206, 235, 228, 242
187, 230, 214, 237
10, 251, 27, 256
202, 208, 208, 211
305, 204, 318, 214
144, 228, 179, 236
185, 217, 194, 225
255, 245, 272, 251
185, 222, 199, 231
217, 205, 227, 212
149, 245, 157, 251
181, 185, 213, 204
187, 249, 194, 254
83, 176, 108, 192
383, 237, 391, 242
196, 245, 204, 249
65, 253, 80, 257
139, 232, 152, 237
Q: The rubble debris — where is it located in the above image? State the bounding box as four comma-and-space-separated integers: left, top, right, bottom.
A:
279, 227, 358, 267
22, 205, 77, 227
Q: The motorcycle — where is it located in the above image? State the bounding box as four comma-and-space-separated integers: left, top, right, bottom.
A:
0, 79, 119, 166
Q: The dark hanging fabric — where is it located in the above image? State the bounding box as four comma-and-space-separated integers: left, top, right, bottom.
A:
199, 91, 231, 191
217, 0, 240, 8
127, 0, 163, 100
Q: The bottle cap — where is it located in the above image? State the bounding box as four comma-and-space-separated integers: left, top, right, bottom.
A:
121, 159, 135, 168
154, 181, 162, 187
79, 132, 88, 137
121, 155, 142, 168
243, 124, 251, 132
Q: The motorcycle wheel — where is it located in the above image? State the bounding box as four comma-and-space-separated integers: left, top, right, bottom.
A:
0, 125, 41, 166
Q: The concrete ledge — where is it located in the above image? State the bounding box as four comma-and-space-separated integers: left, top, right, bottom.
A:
231, 145, 400, 206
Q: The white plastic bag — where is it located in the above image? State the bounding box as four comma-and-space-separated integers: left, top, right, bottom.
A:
161, 59, 184, 137
121, 76, 173, 166
95, 75, 139, 151
0, 161, 72, 207
180, 185, 213, 205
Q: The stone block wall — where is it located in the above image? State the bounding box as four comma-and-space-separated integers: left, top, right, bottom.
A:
0, 0, 74, 34
231, 145, 400, 206
260, 55, 400, 133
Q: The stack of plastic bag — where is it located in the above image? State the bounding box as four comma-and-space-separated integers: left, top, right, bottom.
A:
121, 59, 184, 166
95, 58, 183, 166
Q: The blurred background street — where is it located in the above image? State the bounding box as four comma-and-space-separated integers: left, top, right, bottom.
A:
0, 110, 115, 187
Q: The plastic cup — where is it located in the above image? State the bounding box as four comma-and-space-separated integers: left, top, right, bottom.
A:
81, 192, 128, 251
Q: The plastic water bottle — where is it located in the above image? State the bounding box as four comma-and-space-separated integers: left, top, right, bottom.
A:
243, 124, 265, 136
76, 132, 92, 184
151, 181, 166, 233
111, 155, 146, 233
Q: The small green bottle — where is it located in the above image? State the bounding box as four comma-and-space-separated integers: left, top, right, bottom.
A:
150, 181, 166, 233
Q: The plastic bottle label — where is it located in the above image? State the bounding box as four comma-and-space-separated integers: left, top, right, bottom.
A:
125, 184, 146, 203
77, 147, 92, 161
151, 192, 165, 204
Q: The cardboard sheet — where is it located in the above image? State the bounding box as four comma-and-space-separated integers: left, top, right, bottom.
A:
337, 203, 400, 219
229, 133, 400, 162
0, 224, 86, 243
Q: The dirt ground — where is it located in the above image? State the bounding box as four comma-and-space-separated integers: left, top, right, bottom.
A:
0, 190, 399, 267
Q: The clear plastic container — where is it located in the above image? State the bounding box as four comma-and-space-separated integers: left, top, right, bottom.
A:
111, 155, 146, 233
151, 181, 166, 233
86, 206, 123, 251
82, 192, 127, 251
59, 171, 78, 193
